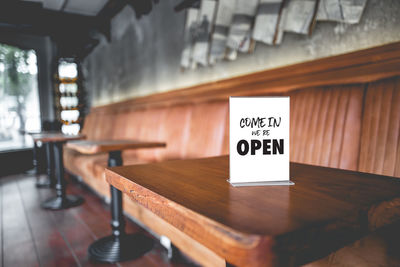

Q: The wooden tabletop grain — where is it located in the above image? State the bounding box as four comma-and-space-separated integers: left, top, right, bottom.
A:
66, 139, 166, 154
105, 155, 400, 267
31, 132, 85, 143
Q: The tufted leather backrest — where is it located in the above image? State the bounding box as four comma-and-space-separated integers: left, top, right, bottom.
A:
112, 111, 131, 139
183, 101, 228, 158
289, 85, 363, 170
135, 107, 166, 162
81, 76, 400, 177
358, 77, 400, 177
99, 113, 116, 140
92, 113, 103, 140
119, 109, 147, 162
220, 85, 364, 171
123, 109, 146, 139
157, 104, 192, 161
81, 112, 95, 139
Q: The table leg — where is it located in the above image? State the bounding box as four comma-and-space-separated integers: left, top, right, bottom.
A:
88, 150, 153, 263
33, 141, 39, 175
36, 142, 53, 188
41, 142, 84, 210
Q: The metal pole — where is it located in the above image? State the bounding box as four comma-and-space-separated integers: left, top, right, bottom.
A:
108, 150, 125, 238
41, 141, 83, 210
32, 141, 39, 175
53, 141, 66, 200
46, 142, 54, 183
36, 142, 53, 188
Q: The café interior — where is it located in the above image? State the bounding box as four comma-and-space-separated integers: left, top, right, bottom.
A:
0, 0, 400, 266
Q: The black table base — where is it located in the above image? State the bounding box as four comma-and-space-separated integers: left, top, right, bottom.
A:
42, 195, 84, 210
41, 141, 84, 210
89, 233, 153, 263
35, 176, 53, 188
35, 142, 54, 188
88, 151, 153, 263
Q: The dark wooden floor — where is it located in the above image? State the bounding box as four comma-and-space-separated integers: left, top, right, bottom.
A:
0, 173, 193, 267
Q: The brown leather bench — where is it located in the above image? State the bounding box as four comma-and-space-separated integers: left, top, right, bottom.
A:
64, 42, 400, 266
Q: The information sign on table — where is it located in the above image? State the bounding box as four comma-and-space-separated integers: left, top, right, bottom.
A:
229, 96, 293, 186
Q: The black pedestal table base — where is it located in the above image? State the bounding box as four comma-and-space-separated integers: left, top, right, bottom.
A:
41, 141, 84, 210
36, 176, 53, 188
89, 233, 154, 263
36, 142, 55, 188
88, 150, 153, 262
41, 195, 84, 210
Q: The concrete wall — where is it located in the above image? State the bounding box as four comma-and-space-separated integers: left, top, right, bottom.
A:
83, 0, 400, 107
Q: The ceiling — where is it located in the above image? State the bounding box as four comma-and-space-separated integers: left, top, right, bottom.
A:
22, 0, 109, 16
0, 0, 160, 58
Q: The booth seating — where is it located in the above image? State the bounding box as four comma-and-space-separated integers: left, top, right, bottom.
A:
64, 42, 400, 266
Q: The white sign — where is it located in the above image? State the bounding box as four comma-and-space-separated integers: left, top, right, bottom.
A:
229, 97, 293, 186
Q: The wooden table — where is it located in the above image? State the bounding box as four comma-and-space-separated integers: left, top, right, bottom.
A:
105, 155, 400, 267
66, 139, 166, 263
32, 133, 85, 210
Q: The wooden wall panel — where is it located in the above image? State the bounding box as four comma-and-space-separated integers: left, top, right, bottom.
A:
359, 77, 400, 177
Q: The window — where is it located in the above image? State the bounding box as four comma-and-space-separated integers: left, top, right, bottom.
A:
0, 44, 40, 151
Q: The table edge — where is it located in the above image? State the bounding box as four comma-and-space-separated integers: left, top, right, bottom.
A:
105, 167, 275, 266
66, 141, 166, 154
104, 160, 400, 266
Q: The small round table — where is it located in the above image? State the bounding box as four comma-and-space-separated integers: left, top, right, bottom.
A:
28, 131, 55, 188
32, 133, 86, 210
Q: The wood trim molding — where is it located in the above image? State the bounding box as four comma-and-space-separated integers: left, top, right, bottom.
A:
92, 42, 400, 114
